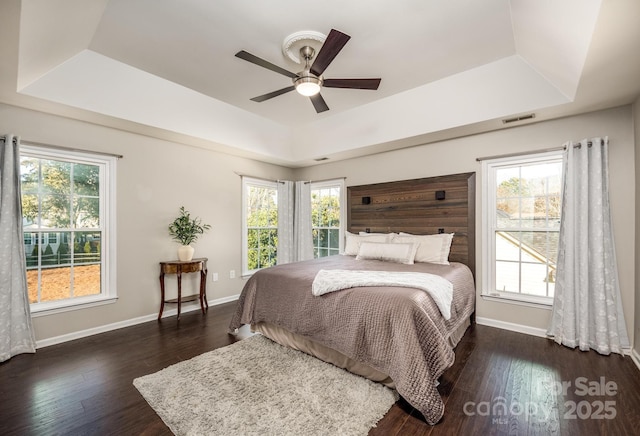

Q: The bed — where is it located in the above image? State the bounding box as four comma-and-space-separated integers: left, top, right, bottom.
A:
229, 173, 477, 424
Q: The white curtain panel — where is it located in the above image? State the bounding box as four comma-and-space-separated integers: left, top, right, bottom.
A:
0, 134, 37, 362
547, 137, 629, 355
277, 180, 295, 264
276, 181, 313, 264
293, 181, 314, 262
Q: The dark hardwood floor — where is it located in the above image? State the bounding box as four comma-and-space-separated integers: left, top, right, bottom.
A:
2, 302, 639, 435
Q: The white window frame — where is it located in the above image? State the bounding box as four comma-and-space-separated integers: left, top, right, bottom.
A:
21, 145, 117, 316
310, 179, 345, 257
241, 177, 278, 276
481, 151, 563, 308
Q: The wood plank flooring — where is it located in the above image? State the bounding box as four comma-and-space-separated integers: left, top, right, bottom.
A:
1, 302, 639, 435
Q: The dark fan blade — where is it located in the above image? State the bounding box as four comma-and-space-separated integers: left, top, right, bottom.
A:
310, 93, 329, 113
235, 50, 297, 79
323, 78, 381, 90
310, 29, 351, 76
250, 86, 295, 102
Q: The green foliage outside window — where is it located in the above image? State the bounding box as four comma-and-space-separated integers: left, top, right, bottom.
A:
246, 184, 278, 271
21, 157, 102, 269
311, 188, 340, 258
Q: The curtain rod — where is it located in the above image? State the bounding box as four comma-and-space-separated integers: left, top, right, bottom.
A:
20, 140, 124, 159
235, 172, 285, 184
475, 139, 605, 162
303, 176, 346, 184
236, 172, 346, 185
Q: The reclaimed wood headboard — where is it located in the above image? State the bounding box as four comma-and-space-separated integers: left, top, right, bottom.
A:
347, 172, 476, 277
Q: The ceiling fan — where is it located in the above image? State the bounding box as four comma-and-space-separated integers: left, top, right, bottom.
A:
235, 29, 381, 113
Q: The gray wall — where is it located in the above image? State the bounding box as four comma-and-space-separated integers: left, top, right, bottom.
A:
0, 103, 294, 342
295, 105, 636, 345
1, 102, 636, 348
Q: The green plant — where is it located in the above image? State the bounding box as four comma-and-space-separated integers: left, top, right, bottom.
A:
168, 206, 211, 246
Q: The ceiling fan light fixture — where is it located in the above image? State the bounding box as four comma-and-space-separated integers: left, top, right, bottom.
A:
294, 76, 322, 96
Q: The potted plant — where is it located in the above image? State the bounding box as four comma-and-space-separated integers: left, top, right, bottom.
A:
168, 206, 211, 261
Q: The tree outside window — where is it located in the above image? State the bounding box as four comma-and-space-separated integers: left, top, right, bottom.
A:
244, 180, 278, 272
311, 185, 341, 258
20, 150, 109, 308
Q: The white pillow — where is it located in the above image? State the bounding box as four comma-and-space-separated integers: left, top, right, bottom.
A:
356, 242, 419, 265
393, 233, 454, 264
343, 231, 390, 256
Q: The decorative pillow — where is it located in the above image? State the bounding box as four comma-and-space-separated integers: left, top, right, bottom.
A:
393, 232, 454, 264
343, 231, 389, 256
355, 242, 419, 265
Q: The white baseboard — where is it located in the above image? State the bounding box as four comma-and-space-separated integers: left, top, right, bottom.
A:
632, 349, 640, 371
35, 294, 240, 349
475, 316, 548, 338
476, 316, 634, 357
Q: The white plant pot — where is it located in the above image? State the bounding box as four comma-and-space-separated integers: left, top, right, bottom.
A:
177, 245, 195, 261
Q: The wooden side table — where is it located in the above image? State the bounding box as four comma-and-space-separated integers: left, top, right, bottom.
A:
158, 258, 208, 321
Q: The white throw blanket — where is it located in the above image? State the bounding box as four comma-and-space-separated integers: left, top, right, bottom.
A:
312, 269, 453, 320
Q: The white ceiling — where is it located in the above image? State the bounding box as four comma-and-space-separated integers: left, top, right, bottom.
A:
1, 0, 639, 167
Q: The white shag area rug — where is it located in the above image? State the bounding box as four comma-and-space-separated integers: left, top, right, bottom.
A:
133, 334, 398, 436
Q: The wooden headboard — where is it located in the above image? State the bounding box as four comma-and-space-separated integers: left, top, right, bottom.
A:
347, 172, 476, 277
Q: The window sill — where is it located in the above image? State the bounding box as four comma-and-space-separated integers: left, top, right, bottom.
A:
30, 296, 118, 317
481, 293, 553, 310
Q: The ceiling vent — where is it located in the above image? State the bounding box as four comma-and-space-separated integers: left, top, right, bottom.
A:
502, 113, 536, 124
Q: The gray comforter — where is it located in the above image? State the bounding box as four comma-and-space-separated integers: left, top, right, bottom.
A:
228, 255, 476, 424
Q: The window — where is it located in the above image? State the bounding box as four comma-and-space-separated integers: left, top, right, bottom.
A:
311, 179, 344, 258
482, 152, 563, 305
20, 145, 116, 314
242, 177, 278, 275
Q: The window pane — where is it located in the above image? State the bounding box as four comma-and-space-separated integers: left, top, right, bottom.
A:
25, 233, 38, 268
496, 168, 524, 196
74, 231, 101, 265
74, 197, 100, 228
41, 194, 70, 228
495, 261, 519, 293
41, 233, 58, 266
248, 249, 258, 270
489, 155, 562, 301
495, 231, 521, 261
42, 160, 71, 194
20, 157, 39, 193
496, 198, 520, 228
317, 228, 328, 249
247, 229, 259, 250
311, 182, 342, 259
22, 194, 39, 226
56, 232, 72, 265
244, 180, 278, 273
73, 163, 100, 196
329, 229, 339, 250
520, 197, 535, 228
74, 263, 101, 297
519, 231, 558, 264
521, 262, 549, 297
40, 265, 71, 302
21, 149, 111, 310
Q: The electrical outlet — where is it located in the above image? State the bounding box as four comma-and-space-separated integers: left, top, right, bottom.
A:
229, 270, 236, 279
212, 272, 219, 282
